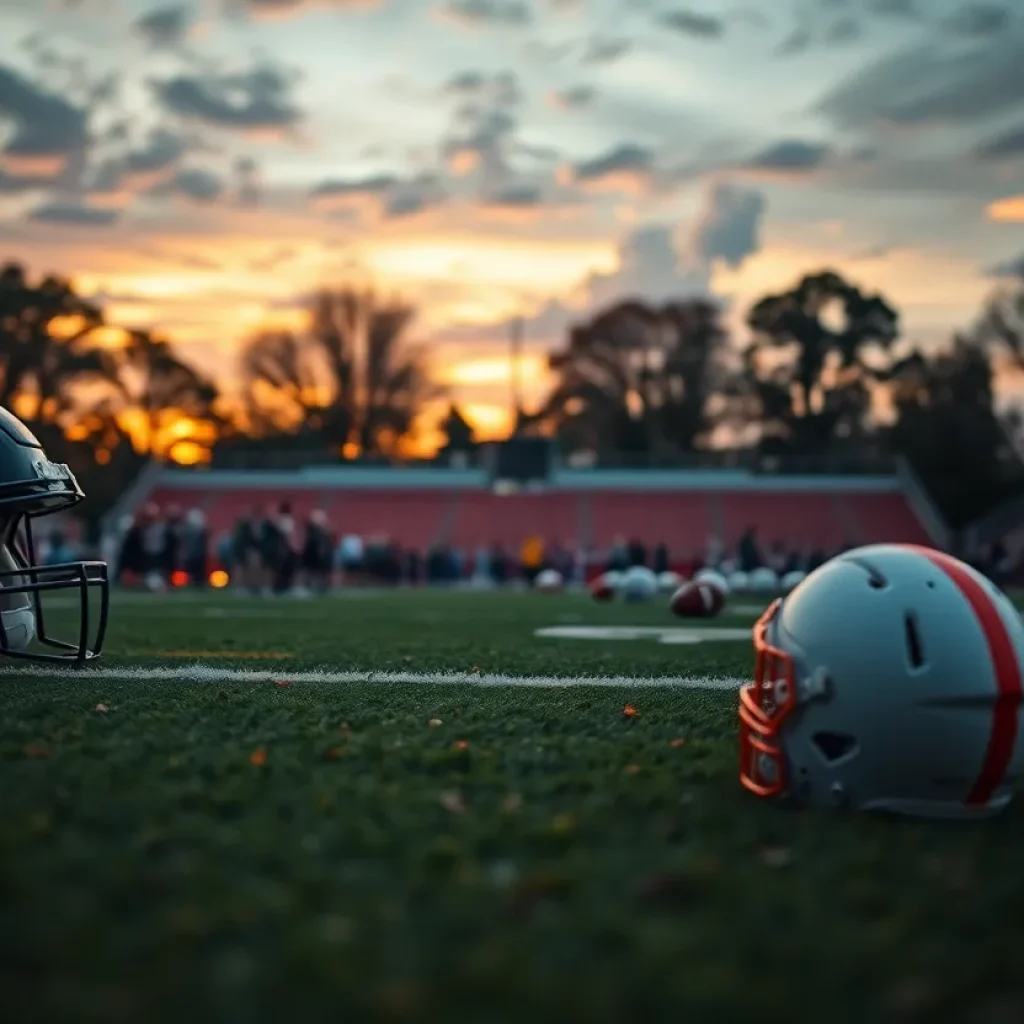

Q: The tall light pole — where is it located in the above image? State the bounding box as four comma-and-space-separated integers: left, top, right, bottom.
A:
510, 315, 523, 435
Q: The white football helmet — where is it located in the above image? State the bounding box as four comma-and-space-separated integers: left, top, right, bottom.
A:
727, 570, 749, 594
748, 567, 779, 593
657, 570, 682, 594
534, 568, 564, 593
621, 565, 657, 602
780, 569, 806, 593
740, 544, 1024, 819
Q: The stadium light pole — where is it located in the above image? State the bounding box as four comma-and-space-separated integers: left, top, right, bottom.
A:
510, 315, 523, 434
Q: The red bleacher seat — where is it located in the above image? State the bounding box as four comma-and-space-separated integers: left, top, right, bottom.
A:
587, 492, 712, 555
720, 491, 847, 550
447, 492, 580, 548
195, 489, 449, 549
845, 493, 930, 545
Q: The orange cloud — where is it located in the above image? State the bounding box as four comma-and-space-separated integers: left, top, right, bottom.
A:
0, 153, 68, 177
246, 0, 380, 18
448, 150, 479, 176
987, 196, 1024, 223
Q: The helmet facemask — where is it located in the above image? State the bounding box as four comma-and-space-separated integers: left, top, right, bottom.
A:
0, 510, 109, 663
739, 598, 800, 800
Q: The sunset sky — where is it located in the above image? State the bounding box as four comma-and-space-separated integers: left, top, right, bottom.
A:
1, 0, 1022, 441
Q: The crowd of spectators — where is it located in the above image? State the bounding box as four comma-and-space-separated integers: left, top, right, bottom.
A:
85, 501, 1018, 594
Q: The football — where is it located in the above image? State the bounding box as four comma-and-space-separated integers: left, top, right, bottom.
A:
589, 573, 616, 601
669, 579, 725, 618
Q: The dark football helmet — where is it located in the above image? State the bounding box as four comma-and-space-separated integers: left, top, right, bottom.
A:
0, 406, 108, 662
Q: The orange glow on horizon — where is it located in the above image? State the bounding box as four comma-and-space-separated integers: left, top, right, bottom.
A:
444, 353, 549, 387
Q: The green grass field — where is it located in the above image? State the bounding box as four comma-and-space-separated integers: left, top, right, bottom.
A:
2, 588, 1023, 1024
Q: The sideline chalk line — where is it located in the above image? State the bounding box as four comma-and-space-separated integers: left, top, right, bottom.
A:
0, 663, 745, 690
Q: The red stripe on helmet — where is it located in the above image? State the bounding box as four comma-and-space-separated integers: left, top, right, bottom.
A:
911, 546, 1022, 806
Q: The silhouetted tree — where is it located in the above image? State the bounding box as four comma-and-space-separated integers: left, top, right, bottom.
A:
29, 414, 146, 533
239, 286, 440, 456
887, 336, 1023, 527
979, 270, 1024, 368
542, 298, 729, 458
105, 329, 221, 459
0, 261, 116, 420
439, 403, 475, 451
740, 270, 899, 452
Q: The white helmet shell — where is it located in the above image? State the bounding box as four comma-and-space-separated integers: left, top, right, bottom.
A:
534, 568, 564, 593
621, 565, 657, 602
781, 570, 806, 593
657, 570, 682, 594
749, 567, 779, 593
727, 570, 749, 594
739, 544, 1024, 819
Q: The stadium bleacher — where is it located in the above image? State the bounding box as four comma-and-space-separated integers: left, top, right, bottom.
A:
130, 464, 936, 554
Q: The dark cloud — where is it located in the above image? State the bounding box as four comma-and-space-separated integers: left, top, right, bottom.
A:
658, 9, 725, 39
442, 69, 521, 104
444, 71, 488, 93
386, 175, 445, 218
775, 23, 811, 56
581, 37, 631, 64
573, 143, 654, 182
944, 3, 1009, 36
234, 156, 262, 205
865, 0, 919, 17
440, 71, 522, 181
0, 64, 89, 176
384, 192, 430, 217
27, 200, 120, 226
151, 63, 301, 132
133, 4, 193, 48
171, 167, 224, 202
975, 124, 1024, 160
124, 129, 187, 176
747, 139, 832, 171
87, 128, 187, 198
514, 140, 562, 162
483, 182, 543, 207
309, 172, 444, 219
824, 15, 860, 44
0, 168, 45, 193
548, 85, 595, 109
987, 252, 1024, 278
438, 0, 532, 27
690, 182, 765, 269
310, 174, 398, 200
816, 29, 1024, 127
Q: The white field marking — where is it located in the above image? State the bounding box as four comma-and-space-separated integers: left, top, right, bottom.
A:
0, 663, 745, 689
535, 625, 750, 644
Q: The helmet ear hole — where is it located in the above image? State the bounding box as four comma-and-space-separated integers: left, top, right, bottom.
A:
812, 731, 858, 763
904, 612, 925, 669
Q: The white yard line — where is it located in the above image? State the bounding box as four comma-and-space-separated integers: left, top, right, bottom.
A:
0, 664, 746, 689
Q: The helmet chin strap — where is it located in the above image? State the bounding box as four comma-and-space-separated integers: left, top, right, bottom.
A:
0, 605, 36, 652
